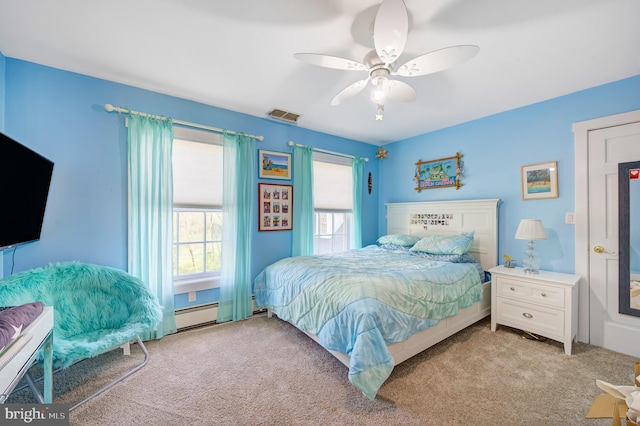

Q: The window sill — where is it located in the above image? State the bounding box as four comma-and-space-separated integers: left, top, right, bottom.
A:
174, 275, 220, 294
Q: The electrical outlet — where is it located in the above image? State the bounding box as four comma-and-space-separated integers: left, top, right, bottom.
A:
188, 291, 196, 302
565, 212, 575, 224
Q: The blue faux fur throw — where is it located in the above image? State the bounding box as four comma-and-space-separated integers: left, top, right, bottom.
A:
0, 262, 162, 368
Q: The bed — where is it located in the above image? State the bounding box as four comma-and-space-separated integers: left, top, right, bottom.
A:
253, 199, 500, 399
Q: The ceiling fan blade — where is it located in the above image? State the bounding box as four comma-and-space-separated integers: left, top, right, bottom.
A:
386, 79, 416, 102
294, 53, 367, 71
330, 79, 369, 106
374, 0, 408, 65
394, 45, 480, 77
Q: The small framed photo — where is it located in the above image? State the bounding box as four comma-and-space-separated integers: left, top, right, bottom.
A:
259, 149, 291, 180
259, 183, 293, 231
521, 161, 558, 200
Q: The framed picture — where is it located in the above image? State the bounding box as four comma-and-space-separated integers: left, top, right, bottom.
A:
259, 149, 291, 180
521, 161, 558, 200
258, 183, 293, 231
414, 153, 464, 192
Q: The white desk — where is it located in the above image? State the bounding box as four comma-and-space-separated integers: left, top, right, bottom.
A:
0, 306, 54, 403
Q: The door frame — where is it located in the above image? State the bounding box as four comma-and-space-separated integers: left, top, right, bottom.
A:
573, 109, 640, 343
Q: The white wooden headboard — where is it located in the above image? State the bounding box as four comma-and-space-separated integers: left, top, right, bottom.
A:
385, 199, 501, 271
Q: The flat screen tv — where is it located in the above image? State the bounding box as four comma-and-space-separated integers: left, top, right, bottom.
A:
0, 131, 54, 251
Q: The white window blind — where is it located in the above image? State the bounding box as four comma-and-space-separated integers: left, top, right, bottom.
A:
313, 152, 353, 211
172, 127, 223, 208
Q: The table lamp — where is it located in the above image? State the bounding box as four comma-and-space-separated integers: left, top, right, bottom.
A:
515, 219, 547, 274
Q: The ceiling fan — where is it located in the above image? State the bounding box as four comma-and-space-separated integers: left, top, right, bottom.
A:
294, 0, 479, 120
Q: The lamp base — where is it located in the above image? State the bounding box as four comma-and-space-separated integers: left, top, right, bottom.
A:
522, 240, 540, 274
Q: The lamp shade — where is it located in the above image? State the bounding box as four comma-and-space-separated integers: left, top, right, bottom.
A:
515, 219, 547, 240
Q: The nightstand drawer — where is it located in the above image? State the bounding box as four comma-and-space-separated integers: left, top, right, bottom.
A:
495, 298, 564, 337
495, 276, 565, 308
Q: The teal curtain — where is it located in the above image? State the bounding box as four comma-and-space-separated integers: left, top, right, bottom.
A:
292, 145, 314, 256
127, 114, 176, 339
218, 133, 256, 322
352, 157, 364, 249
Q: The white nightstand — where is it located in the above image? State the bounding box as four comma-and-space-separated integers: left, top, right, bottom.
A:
489, 265, 580, 355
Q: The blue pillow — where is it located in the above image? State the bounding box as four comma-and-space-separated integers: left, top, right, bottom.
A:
378, 243, 411, 252
376, 234, 421, 247
410, 232, 475, 255
410, 252, 477, 263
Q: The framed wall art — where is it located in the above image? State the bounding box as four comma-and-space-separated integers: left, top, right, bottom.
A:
258, 183, 293, 231
521, 161, 558, 200
259, 149, 291, 180
414, 153, 464, 192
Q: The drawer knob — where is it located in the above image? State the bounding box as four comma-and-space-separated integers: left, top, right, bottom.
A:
541, 293, 547, 297
522, 313, 533, 319
510, 287, 515, 291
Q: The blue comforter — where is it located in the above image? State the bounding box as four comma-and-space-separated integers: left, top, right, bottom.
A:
253, 245, 483, 399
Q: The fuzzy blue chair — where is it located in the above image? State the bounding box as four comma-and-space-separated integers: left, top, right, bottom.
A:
0, 262, 162, 409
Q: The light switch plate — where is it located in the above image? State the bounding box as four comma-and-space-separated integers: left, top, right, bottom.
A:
565, 212, 575, 224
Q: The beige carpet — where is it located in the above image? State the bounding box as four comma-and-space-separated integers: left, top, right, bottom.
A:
7, 314, 637, 425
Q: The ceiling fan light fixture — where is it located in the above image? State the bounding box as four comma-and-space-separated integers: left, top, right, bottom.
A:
372, 88, 385, 102
294, 0, 478, 119
371, 74, 387, 87
371, 75, 388, 102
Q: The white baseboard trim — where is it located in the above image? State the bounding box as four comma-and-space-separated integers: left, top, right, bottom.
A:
175, 304, 218, 330
175, 298, 263, 330
603, 321, 640, 357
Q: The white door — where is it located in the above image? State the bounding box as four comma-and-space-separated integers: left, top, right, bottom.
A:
588, 121, 640, 356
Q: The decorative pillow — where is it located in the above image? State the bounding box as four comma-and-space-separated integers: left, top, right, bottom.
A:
410, 252, 477, 263
376, 234, 421, 247
378, 243, 411, 252
410, 232, 475, 255
0, 302, 44, 353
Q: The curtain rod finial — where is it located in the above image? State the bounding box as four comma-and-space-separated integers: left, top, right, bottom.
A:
104, 103, 114, 112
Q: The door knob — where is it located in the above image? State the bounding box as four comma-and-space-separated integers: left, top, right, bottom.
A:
593, 245, 616, 255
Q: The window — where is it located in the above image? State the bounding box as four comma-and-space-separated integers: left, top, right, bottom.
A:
313, 153, 353, 254
314, 211, 351, 254
173, 209, 222, 273
172, 127, 223, 293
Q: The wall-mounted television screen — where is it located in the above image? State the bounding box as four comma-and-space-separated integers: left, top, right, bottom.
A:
0, 131, 54, 251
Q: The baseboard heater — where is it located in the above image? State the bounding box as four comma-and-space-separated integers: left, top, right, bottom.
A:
175, 298, 265, 331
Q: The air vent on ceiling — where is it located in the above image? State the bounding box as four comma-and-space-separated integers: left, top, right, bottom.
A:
267, 108, 301, 124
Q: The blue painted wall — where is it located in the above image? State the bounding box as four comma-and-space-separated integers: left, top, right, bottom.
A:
378, 74, 640, 274
0, 58, 379, 309
2, 55, 639, 305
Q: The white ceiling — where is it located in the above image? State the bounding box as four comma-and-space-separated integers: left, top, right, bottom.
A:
0, 0, 639, 146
